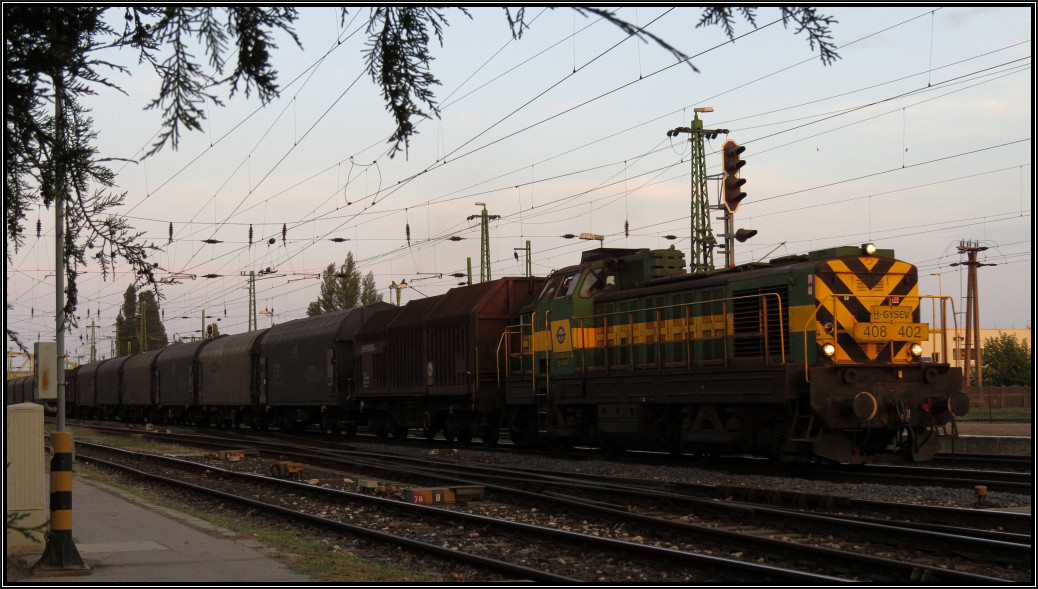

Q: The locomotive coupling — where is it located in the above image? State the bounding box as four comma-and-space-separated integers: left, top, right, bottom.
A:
923, 391, 970, 417
851, 392, 878, 421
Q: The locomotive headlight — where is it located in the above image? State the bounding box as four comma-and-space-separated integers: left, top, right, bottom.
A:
862, 242, 877, 255
822, 343, 837, 357
910, 343, 923, 357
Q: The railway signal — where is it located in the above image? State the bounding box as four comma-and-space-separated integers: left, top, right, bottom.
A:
723, 140, 747, 213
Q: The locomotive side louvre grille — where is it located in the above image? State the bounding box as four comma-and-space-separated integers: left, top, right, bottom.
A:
732, 286, 789, 359
814, 257, 919, 364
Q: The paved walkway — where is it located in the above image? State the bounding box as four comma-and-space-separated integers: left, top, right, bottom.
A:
954, 421, 1032, 436
13, 477, 315, 584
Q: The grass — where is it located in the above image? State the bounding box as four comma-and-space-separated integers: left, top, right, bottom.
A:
50, 424, 431, 582
959, 407, 1032, 421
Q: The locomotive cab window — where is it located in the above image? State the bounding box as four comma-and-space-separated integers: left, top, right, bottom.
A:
579, 268, 617, 298
538, 275, 562, 302
555, 272, 580, 299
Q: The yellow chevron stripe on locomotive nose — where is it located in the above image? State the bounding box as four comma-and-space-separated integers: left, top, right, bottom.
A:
813, 256, 920, 364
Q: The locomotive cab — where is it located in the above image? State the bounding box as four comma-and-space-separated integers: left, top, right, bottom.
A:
528, 247, 686, 377
513, 247, 692, 446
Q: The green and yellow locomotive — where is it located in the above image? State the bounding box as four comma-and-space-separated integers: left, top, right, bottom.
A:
501, 243, 967, 463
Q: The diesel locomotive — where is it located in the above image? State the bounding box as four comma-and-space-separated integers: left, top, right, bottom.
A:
7, 243, 968, 464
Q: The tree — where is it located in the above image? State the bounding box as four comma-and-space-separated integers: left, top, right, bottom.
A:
307, 253, 370, 316
981, 333, 1032, 387
6, 6, 838, 345
115, 284, 169, 355
361, 271, 384, 305
6, 7, 160, 351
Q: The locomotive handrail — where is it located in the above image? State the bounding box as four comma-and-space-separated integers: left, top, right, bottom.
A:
544, 309, 550, 398
801, 299, 830, 383
525, 292, 784, 375
924, 295, 958, 366
530, 312, 536, 394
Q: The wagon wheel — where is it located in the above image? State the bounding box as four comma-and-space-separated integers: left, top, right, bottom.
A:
455, 428, 473, 446
320, 412, 338, 435
374, 423, 389, 440
444, 414, 472, 446
422, 411, 439, 441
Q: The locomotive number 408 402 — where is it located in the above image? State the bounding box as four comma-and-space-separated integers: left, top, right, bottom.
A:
853, 322, 928, 342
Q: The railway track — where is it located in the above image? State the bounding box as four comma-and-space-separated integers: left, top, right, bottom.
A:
70, 418, 1033, 490
76, 443, 846, 583
68, 427, 1029, 582
932, 453, 1033, 472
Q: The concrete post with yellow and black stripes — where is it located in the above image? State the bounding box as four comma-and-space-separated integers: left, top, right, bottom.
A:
31, 431, 91, 575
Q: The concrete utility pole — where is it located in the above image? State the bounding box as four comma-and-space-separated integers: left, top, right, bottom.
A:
950, 241, 996, 388
33, 53, 90, 575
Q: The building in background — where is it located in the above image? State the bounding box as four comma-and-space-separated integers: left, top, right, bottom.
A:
922, 327, 1031, 369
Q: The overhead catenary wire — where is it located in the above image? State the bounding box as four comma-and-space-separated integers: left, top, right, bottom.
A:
9, 8, 1030, 343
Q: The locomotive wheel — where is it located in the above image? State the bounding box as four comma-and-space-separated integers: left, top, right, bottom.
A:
393, 425, 409, 441
768, 420, 792, 463
507, 409, 538, 447
666, 440, 683, 457
481, 427, 500, 447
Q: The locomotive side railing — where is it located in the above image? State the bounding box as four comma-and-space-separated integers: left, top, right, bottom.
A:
497, 292, 786, 384
924, 295, 958, 367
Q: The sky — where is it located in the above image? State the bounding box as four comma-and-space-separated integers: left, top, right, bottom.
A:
5, 6, 1033, 365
